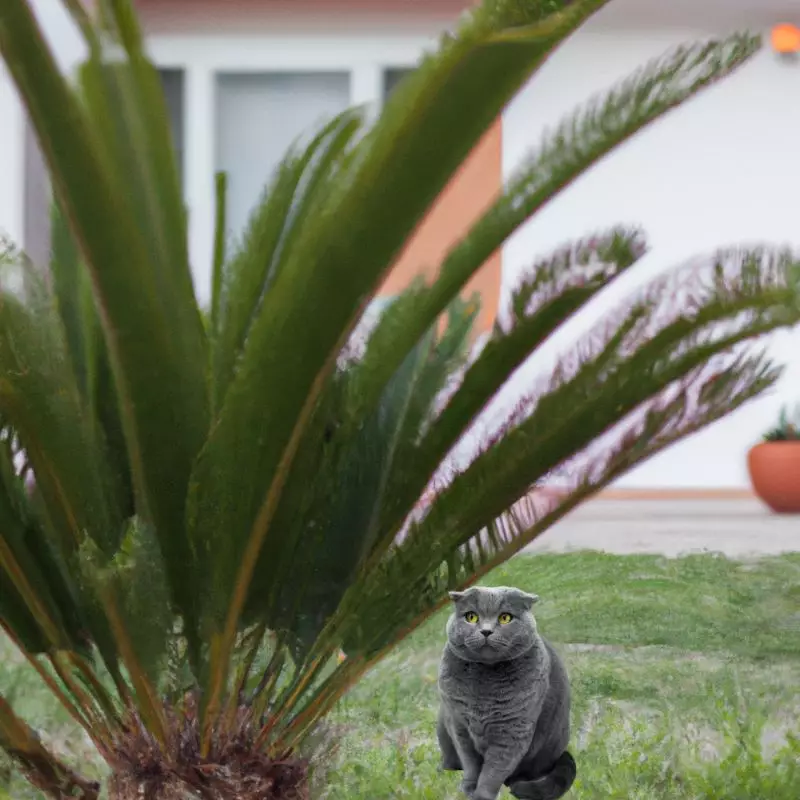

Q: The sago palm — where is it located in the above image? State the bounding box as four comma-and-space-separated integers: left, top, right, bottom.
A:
0, 0, 797, 797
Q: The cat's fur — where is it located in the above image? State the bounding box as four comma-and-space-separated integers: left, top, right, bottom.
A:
437, 586, 575, 800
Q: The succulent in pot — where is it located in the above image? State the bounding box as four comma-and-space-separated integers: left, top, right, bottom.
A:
748, 405, 800, 513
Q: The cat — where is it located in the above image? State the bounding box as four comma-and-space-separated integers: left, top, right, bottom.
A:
437, 586, 576, 800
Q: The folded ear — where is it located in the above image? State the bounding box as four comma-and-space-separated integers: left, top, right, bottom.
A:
513, 590, 540, 610
448, 587, 477, 603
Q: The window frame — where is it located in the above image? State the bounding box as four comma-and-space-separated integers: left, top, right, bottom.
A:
145, 31, 433, 305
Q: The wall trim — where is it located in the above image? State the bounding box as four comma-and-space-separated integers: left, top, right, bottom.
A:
527, 487, 756, 503
595, 488, 756, 500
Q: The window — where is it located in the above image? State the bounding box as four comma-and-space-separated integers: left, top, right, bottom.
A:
157, 68, 185, 190
215, 72, 350, 238
383, 68, 414, 104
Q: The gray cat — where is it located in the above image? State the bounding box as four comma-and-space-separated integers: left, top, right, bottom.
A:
437, 586, 575, 800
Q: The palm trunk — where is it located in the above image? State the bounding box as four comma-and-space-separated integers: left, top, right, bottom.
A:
107, 774, 200, 800
106, 757, 309, 800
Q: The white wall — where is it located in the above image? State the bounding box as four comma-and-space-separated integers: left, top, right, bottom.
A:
501, 23, 800, 488
0, 0, 85, 253
0, 65, 25, 248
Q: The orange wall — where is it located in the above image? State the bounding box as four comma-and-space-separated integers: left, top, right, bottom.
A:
378, 120, 502, 333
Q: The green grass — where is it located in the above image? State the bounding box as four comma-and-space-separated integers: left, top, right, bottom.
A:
317, 552, 800, 799
3, 552, 800, 797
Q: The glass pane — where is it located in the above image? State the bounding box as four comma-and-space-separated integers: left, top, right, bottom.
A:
383, 68, 414, 103
158, 69, 185, 189
215, 72, 350, 238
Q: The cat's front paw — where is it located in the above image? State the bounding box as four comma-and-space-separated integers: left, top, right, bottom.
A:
460, 777, 477, 797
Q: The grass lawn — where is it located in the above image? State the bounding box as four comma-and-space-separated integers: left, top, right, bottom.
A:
318, 552, 800, 799
3, 552, 800, 798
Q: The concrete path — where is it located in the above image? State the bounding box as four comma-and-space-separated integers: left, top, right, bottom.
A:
522, 498, 800, 558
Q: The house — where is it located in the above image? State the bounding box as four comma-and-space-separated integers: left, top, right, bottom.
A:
2, 0, 800, 492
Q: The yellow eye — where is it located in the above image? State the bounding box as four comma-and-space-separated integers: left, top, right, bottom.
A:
464, 612, 479, 624
498, 613, 513, 625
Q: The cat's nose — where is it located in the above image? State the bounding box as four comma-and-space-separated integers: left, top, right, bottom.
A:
480, 629, 492, 638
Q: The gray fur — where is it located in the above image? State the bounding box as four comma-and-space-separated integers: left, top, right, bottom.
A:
437, 586, 575, 800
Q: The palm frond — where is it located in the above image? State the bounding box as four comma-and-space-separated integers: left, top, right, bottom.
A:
0, 694, 99, 799
349, 33, 760, 416
78, 518, 172, 689
246, 229, 642, 658
0, 241, 151, 734
242, 296, 477, 660
49, 205, 134, 519
0, 408, 113, 677
408, 248, 796, 555
0, 239, 121, 557
0, 0, 210, 647
210, 171, 228, 338
186, 0, 616, 737
269, 348, 781, 754
273, 248, 797, 694
210, 109, 363, 414
370, 227, 647, 557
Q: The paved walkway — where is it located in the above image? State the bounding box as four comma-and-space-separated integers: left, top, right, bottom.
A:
522, 498, 800, 558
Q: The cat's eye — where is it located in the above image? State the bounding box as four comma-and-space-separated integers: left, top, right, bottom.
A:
498, 613, 513, 625
464, 612, 479, 624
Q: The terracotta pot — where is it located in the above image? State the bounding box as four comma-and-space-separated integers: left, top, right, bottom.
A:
747, 441, 800, 513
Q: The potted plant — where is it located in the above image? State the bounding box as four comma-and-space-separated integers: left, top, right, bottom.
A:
748, 406, 800, 512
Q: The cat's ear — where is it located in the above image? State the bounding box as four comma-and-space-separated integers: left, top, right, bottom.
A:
450, 587, 479, 603
515, 590, 540, 610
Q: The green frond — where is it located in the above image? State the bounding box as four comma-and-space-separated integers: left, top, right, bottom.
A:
413, 248, 797, 552
0, 242, 122, 556
210, 171, 228, 338
369, 227, 647, 555
334, 349, 780, 665
0, 240, 132, 696
210, 109, 363, 414
294, 248, 798, 664
349, 33, 760, 415
186, 0, 617, 730
78, 518, 172, 688
0, 0, 209, 645
0, 415, 108, 670
0, 577, 48, 655
50, 205, 134, 519
440, 349, 778, 586
393, 295, 480, 448
49, 203, 88, 402
0, 488, 71, 653
239, 298, 477, 661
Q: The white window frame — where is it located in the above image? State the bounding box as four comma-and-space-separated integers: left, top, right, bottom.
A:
146, 32, 431, 304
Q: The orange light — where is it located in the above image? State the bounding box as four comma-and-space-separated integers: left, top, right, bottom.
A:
772, 23, 800, 53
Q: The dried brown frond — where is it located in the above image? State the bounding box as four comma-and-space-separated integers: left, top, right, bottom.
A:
106, 696, 308, 800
